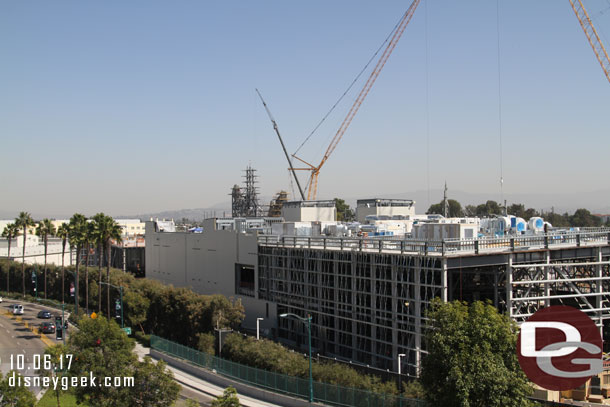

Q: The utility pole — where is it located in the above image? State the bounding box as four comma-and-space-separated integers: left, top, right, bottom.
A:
443, 181, 448, 218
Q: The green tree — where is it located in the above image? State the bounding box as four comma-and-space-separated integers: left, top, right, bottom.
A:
36, 218, 56, 299
123, 289, 149, 333
39, 344, 71, 407
185, 400, 200, 407
0, 371, 37, 407
69, 214, 88, 314
420, 299, 532, 407
211, 386, 240, 407
68, 315, 136, 407
402, 380, 425, 399
475, 200, 502, 217
570, 208, 602, 227
56, 223, 69, 304
426, 199, 464, 217
334, 198, 355, 222
2, 222, 19, 292
127, 357, 180, 407
507, 203, 525, 218
15, 211, 35, 297
541, 210, 569, 228
197, 332, 215, 354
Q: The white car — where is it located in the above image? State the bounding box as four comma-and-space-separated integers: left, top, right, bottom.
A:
0, 296, 3, 303
12, 304, 24, 315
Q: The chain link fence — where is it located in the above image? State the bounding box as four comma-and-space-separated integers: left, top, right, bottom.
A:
151, 335, 425, 407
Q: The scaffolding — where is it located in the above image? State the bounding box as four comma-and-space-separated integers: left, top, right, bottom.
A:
230, 165, 262, 218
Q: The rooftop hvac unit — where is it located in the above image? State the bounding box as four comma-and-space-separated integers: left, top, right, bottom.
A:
528, 217, 544, 231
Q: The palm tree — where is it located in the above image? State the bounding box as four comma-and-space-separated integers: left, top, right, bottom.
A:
91, 214, 123, 316
56, 223, 69, 304
15, 212, 35, 297
2, 223, 20, 293
68, 214, 87, 315
106, 219, 123, 317
91, 213, 108, 314
83, 221, 95, 313
36, 219, 56, 300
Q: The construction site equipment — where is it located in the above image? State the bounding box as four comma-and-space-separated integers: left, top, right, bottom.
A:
230, 166, 262, 217
292, 0, 421, 200
570, 0, 610, 84
267, 190, 288, 217
256, 89, 306, 201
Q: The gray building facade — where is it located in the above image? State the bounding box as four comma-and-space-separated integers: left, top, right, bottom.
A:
146, 220, 610, 377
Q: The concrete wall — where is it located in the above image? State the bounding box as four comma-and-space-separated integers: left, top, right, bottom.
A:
356, 204, 416, 223
0, 239, 72, 266
145, 221, 273, 331
282, 206, 336, 222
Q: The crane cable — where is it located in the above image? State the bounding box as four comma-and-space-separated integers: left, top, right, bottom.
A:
496, 0, 505, 212
292, 10, 407, 156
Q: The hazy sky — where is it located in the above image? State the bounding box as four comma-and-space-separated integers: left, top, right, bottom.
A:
1, 1, 609, 218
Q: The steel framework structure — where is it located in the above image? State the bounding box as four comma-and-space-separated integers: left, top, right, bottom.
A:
258, 234, 610, 377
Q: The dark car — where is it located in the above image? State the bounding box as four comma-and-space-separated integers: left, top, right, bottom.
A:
37, 310, 52, 319
39, 322, 55, 334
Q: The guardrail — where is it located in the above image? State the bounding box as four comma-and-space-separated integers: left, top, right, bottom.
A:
257, 230, 610, 256
150, 335, 424, 407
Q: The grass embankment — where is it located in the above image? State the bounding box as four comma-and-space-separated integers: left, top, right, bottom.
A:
37, 389, 83, 407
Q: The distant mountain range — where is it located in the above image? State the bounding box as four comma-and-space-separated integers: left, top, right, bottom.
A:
123, 188, 610, 222
2, 188, 607, 222
129, 206, 232, 222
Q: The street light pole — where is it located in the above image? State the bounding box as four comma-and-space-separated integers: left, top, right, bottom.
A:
120, 285, 124, 329
64, 269, 78, 316
256, 317, 263, 340
100, 281, 124, 329
32, 266, 38, 299
398, 353, 406, 391
280, 312, 314, 403
62, 303, 65, 345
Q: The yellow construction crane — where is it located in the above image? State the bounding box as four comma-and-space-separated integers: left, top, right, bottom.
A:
291, 0, 421, 200
569, 0, 610, 83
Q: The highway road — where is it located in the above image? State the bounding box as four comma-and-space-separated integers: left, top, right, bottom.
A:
0, 298, 67, 397
0, 298, 216, 405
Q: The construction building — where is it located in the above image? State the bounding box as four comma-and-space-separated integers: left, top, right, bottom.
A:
231, 166, 262, 218
145, 201, 610, 377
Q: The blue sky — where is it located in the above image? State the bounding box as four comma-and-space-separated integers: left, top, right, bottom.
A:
1, 1, 609, 217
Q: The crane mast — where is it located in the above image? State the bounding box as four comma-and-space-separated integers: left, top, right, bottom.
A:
256, 89, 306, 201
291, 0, 421, 200
569, 0, 610, 84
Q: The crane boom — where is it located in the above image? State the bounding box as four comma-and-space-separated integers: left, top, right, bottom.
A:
293, 0, 421, 200
569, 0, 610, 84
256, 89, 306, 201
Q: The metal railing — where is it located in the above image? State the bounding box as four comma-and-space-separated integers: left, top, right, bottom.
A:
257, 229, 610, 256
150, 335, 424, 407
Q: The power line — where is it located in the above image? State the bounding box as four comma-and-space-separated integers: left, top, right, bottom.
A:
292, 11, 406, 156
